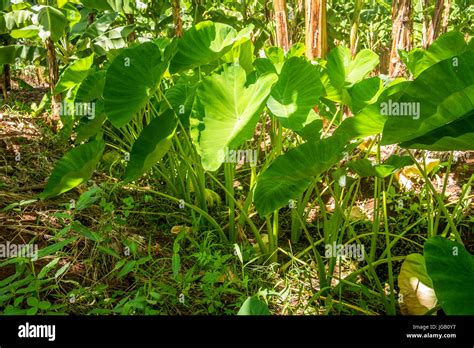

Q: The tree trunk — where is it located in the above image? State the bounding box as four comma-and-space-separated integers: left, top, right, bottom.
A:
46, 38, 60, 120
389, 0, 412, 77
422, 0, 448, 48
350, 0, 363, 56
305, 0, 327, 59
427, 0, 445, 45
172, 0, 183, 38
273, 0, 290, 52
422, 0, 430, 48
290, 0, 303, 43
440, 0, 450, 34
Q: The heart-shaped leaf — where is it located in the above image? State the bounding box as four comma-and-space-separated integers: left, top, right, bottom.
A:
55, 54, 94, 94
267, 57, 323, 131
104, 42, 169, 128
40, 138, 105, 199
170, 21, 252, 73
381, 49, 474, 150
237, 296, 270, 315
192, 64, 277, 171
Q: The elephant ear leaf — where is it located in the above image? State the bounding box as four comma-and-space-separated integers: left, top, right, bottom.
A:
381, 50, 474, 151
237, 296, 270, 315
55, 54, 95, 94
192, 64, 277, 171
104, 42, 169, 128
400, 31, 471, 78
324, 46, 379, 104
267, 57, 323, 131
40, 139, 105, 199
124, 110, 177, 182
424, 237, 474, 315
170, 21, 252, 73
253, 133, 348, 217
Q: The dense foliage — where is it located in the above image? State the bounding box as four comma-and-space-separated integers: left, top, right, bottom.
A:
0, 0, 472, 316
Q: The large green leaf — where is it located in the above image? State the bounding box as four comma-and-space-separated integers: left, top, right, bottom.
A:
400, 31, 471, 78
55, 54, 94, 94
424, 237, 474, 315
254, 133, 348, 217
40, 139, 105, 199
192, 64, 277, 171
334, 80, 410, 140
164, 77, 197, 127
0, 0, 11, 11
75, 70, 106, 103
104, 42, 169, 128
324, 47, 379, 104
266, 57, 323, 131
381, 50, 474, 150
37, 6, 68, 42
237, 296, 270, 315
348, 77, 384, 113
75, 111, 106, 144
221, 38, 255, 74
170, 21, 252, 73
9, 25, 38, 39
124, 110, 177, 182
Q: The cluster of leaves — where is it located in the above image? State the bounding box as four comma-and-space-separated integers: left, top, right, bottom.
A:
1, 1, 473, 315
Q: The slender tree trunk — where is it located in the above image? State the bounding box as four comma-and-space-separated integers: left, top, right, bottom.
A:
46, 38, 60, 120
427, 0, 445, 45
350, 0, 363, 56
273, 0, 290, 52
389, 0, 412, 77
305, 0, 327, 59
172, 0, 183, 37
440, 0, 450, 34
422, 0, 448, 48
290, 0, 303, 43
422, 0, 430, 48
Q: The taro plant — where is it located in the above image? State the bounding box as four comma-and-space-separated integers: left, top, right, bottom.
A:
34, 20, 474, 316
